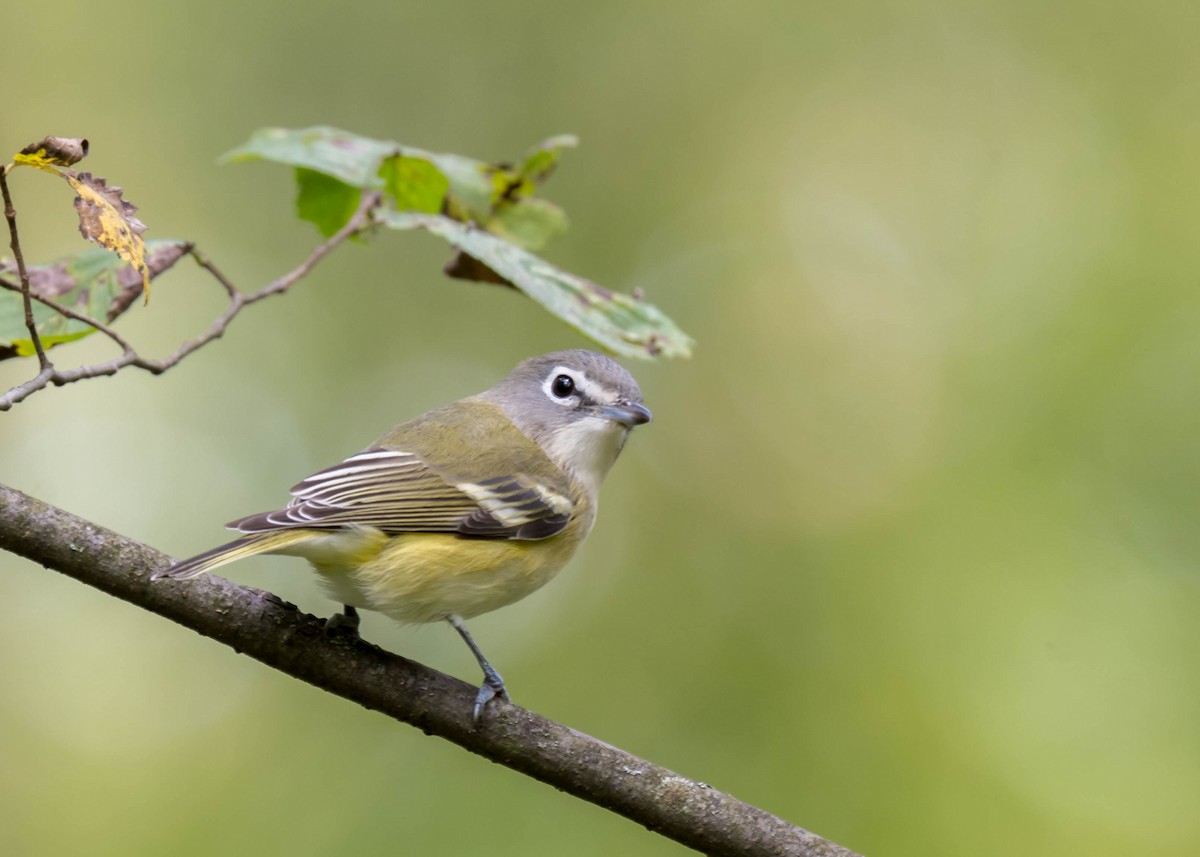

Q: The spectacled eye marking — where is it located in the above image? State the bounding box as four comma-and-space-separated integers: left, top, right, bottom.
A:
550, 374, 575, 399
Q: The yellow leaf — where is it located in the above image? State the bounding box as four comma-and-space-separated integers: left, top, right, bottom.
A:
65, 172, 151, 302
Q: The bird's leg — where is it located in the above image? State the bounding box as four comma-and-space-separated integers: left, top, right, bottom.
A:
325, 604, 361, 639
447, 614, 509, 722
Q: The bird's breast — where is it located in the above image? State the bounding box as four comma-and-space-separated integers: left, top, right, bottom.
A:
312, 522, 590, 624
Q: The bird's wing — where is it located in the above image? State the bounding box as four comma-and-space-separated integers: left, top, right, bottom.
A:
228, 448, 574, 541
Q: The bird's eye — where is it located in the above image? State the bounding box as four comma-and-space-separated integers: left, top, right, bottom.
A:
550, 374, 575, 399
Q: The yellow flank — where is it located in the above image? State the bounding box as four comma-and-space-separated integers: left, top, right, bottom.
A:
311, 529, 585, 624
173, 523, 588, 624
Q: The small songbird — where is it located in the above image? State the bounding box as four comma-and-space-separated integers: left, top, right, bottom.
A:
155, 350, 651, 720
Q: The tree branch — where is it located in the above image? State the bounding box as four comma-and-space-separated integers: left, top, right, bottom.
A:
0, 481, 861, 857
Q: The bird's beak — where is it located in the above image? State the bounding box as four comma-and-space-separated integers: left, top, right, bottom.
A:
599, 401, 652, 427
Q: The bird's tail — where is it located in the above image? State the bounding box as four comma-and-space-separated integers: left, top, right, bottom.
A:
153, 531, 315, 581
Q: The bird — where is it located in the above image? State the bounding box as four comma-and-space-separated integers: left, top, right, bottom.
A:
154, 350, 651, 721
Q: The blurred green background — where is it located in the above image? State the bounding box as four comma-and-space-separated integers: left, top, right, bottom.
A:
3, 2, 1199, 855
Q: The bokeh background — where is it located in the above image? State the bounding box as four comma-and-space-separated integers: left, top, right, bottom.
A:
3, 2, 1199, 855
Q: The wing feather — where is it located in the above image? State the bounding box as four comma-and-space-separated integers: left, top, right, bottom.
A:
228, 446, 574, 541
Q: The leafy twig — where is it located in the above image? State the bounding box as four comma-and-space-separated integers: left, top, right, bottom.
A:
0, 481, 863, 857
0, 191, 382, 410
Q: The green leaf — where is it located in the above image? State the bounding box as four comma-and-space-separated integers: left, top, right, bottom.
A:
490, 196, 568, 251
0, 240, 190, 361
221, 126, 394, 188
223, 129, 692, 356
518, 134, 578, 185
225, 127, 577, 250
0, 314, 91, 357
480, 135, 576, 249
295, 168, 362, 237
426, 151, 503, 224
422, 151, 569, 250
379, 212, 693, 359
379, 155, 448, 214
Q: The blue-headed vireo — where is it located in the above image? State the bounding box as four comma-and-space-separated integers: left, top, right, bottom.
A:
155, 350, 651, 720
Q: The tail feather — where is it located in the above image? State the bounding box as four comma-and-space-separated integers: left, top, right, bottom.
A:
153, 531, 316, 581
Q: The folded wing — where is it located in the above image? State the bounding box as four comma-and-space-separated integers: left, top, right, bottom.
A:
229, 448, 573, 541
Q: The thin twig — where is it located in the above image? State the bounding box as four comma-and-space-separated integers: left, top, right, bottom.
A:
1, 364, 56, 405
0, 165, 52, 370
187, 247, 239, 299
0, 192, 382, 408
0, 481, 864, 857
135, 193, 381, 374
245, 192, 380, 304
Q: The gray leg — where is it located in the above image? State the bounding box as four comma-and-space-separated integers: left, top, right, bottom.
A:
447, 614, 509, 722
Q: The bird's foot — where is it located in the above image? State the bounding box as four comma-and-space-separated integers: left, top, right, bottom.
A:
472, 669, 510, 723
324, 605, 361, 640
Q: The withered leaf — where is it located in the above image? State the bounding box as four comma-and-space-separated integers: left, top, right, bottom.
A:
14, 136, 89, 170
443, 250, 515, 287
67, 172, 151, 301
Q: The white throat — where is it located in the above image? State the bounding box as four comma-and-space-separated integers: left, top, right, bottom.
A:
540, 416, 629, 498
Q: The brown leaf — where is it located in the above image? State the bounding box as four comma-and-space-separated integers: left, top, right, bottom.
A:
15, 136, 89, 169
442, 250, 516, 288
66, 172, 151, 300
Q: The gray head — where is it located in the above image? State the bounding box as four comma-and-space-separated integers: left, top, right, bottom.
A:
482, 350, 651, 491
